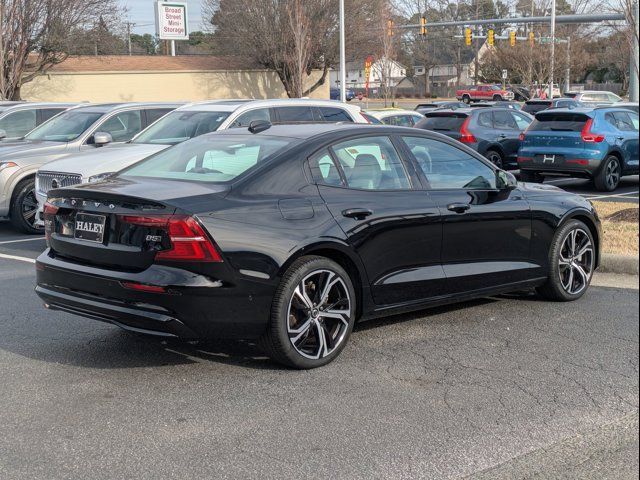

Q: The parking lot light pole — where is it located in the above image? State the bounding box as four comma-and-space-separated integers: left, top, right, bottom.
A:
631, 1, 639, 102
549, 0, 556, 99
339, 0, 346, 103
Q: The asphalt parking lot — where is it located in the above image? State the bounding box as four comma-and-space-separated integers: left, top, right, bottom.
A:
543, 175, 639, 204
0, 220, 638, 479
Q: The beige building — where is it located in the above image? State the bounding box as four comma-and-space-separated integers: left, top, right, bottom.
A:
21, 55, 329, 102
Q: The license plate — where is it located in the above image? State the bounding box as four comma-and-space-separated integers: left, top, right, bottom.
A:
74, 213, 106, 243
535, 154, 564, 164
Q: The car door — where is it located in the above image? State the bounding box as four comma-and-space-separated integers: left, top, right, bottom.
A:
400, 135, 535, 293
492, 110, 520, 158
311, 135, 445, 305
612, 111, 639, 169
0, 109, 37, 139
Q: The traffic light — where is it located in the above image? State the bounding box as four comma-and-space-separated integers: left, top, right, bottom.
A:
487, 29, 495, 46
420, 17, 427, 36
509, 30, 516, 47
387, 20, 394, 36
529, 31, 535, 47
464, 27, 472, 46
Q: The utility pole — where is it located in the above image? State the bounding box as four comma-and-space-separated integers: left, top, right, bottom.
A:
549, 0, 556, 99
126, 22, 133, 56
565, 36, 571, 93
339, 0, 346, 102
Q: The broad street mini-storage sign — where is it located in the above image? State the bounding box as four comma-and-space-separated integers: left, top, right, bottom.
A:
155, 1, 189, 41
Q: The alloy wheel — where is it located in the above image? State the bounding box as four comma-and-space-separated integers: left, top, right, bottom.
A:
605, 158, 621, 190
287, 269, 351, 360
558, 228, 594, 295
487, 151, 503, 168
21, 187, 40, 229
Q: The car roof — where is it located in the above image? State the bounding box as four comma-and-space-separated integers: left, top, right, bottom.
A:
366, 109, 423, 118
0, 102, 79, 112
175, 98, 361, 113
201, 122, 414, 140
71, 102, 184, 114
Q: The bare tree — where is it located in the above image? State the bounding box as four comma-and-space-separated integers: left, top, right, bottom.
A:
0, 0, 122, 100
206, 0, 339, 98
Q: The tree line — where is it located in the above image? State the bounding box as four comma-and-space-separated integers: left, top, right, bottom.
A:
1, 0, 637, 100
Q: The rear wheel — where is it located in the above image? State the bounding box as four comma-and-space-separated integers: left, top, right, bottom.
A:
493, 94, 503, 101
462, 95, 471, 104
10, 177, 42, 234
485, 149, 504, 169
260, 256, 356, 369
594, 155, 621, 192
519, 170, 544, 183
537, 219, 595, 301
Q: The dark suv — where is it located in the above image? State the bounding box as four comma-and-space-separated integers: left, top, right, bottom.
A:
415, 108, 533, 169
522, 98, 581, 115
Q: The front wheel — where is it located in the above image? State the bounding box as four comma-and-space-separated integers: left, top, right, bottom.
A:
537, 219, 596, 301
10, 177, 42, 234
594, 155, 621, 192
260, 256, 356, 369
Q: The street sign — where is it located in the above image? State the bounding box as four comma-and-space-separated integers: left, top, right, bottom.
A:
502, 69, 508, 80
155, 2, 189, 41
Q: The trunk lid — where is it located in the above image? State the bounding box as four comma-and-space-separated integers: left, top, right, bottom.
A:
45, 177, 229, 271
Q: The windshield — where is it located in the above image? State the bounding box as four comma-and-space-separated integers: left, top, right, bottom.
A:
25, 110, 102, 142
121, 134, 295, 183
133, 111, 230, 145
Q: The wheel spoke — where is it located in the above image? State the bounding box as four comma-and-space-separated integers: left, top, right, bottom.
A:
293, 284, 313, 310
318, 272, 339, 307
319, 309, 350, 327
576, 241, 592, 259
289, 318, 313, 344
314, 320, 329, 358
22, 209, 37, 221
574, 264, 590, 287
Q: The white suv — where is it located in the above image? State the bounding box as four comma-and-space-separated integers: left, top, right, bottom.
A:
35, 99, 369, 226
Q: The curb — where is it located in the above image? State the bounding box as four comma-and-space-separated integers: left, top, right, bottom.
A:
599, 253, 639, 275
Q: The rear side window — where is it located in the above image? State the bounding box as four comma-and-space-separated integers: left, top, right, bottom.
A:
145, 108, 173, 126
478, 112, 493, 127
330, 136, 410, 190
529, 113, 589, 132
493, 110, 518, 129
318, 107, 352, 122
418, 114, 466, 131
607, 112, 637, 131
39, 108, 65, 123
275, 106, 316, 123
309, 149, 344, 187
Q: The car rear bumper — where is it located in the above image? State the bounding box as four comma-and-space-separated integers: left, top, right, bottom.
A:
35, 250, 275, 340
518, 150, 604, 176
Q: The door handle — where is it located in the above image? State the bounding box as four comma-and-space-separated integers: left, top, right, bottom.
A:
498, 134, 508, 138
342, 208, 373, 220
447, 203, 471, 214
616, 136, 624, 141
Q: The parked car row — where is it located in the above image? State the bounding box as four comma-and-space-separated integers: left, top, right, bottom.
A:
1, 99, 368, 234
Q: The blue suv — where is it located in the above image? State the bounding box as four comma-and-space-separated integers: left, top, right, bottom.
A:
518, 107, 639, 191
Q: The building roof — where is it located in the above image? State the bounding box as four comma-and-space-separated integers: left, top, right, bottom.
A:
47, 55, 259, 73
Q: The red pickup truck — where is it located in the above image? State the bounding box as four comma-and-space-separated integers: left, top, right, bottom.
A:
456, 85, 515, 103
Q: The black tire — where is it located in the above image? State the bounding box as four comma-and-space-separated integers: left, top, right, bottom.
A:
260, 255, 356, 369
493, 94, 503, 101
10, 177, 42, 234
593, 155, 621, 192
462, 95, 471, 104
485, 149, 504, 169
519, 170, 544, 183
537, 219, 596, 301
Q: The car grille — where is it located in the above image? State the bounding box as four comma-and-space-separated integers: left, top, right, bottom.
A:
37, 172, 82, 195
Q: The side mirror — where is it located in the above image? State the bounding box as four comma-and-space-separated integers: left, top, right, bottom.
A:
0, 129, 6, 140
497, 170, 518, 190
92, 132, 113, 147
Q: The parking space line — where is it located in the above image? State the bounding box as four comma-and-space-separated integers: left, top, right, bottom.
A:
0, 237, 45, 245
0, 253, 36, 264
584, 191, 640, 200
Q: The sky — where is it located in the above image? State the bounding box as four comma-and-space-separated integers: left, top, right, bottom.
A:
121, 0, 205, 35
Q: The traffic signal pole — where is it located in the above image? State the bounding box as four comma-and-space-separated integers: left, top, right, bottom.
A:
548, 0, 557, 99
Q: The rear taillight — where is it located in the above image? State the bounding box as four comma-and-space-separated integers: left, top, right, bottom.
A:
118, 214, 222, 263
581, 118, 605, 143
519, 133, 526, 141
459, 117, 476, 143
517, 156, 533, 163
43, 202, 59, 243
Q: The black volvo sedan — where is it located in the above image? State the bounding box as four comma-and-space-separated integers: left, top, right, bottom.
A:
36, 123, 601, 369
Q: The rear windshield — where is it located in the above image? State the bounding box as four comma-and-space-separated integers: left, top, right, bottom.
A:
133, 111, 230, 145
529, 112, 589, 132
121, 134, 295, 183
418, 114, 467, 131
